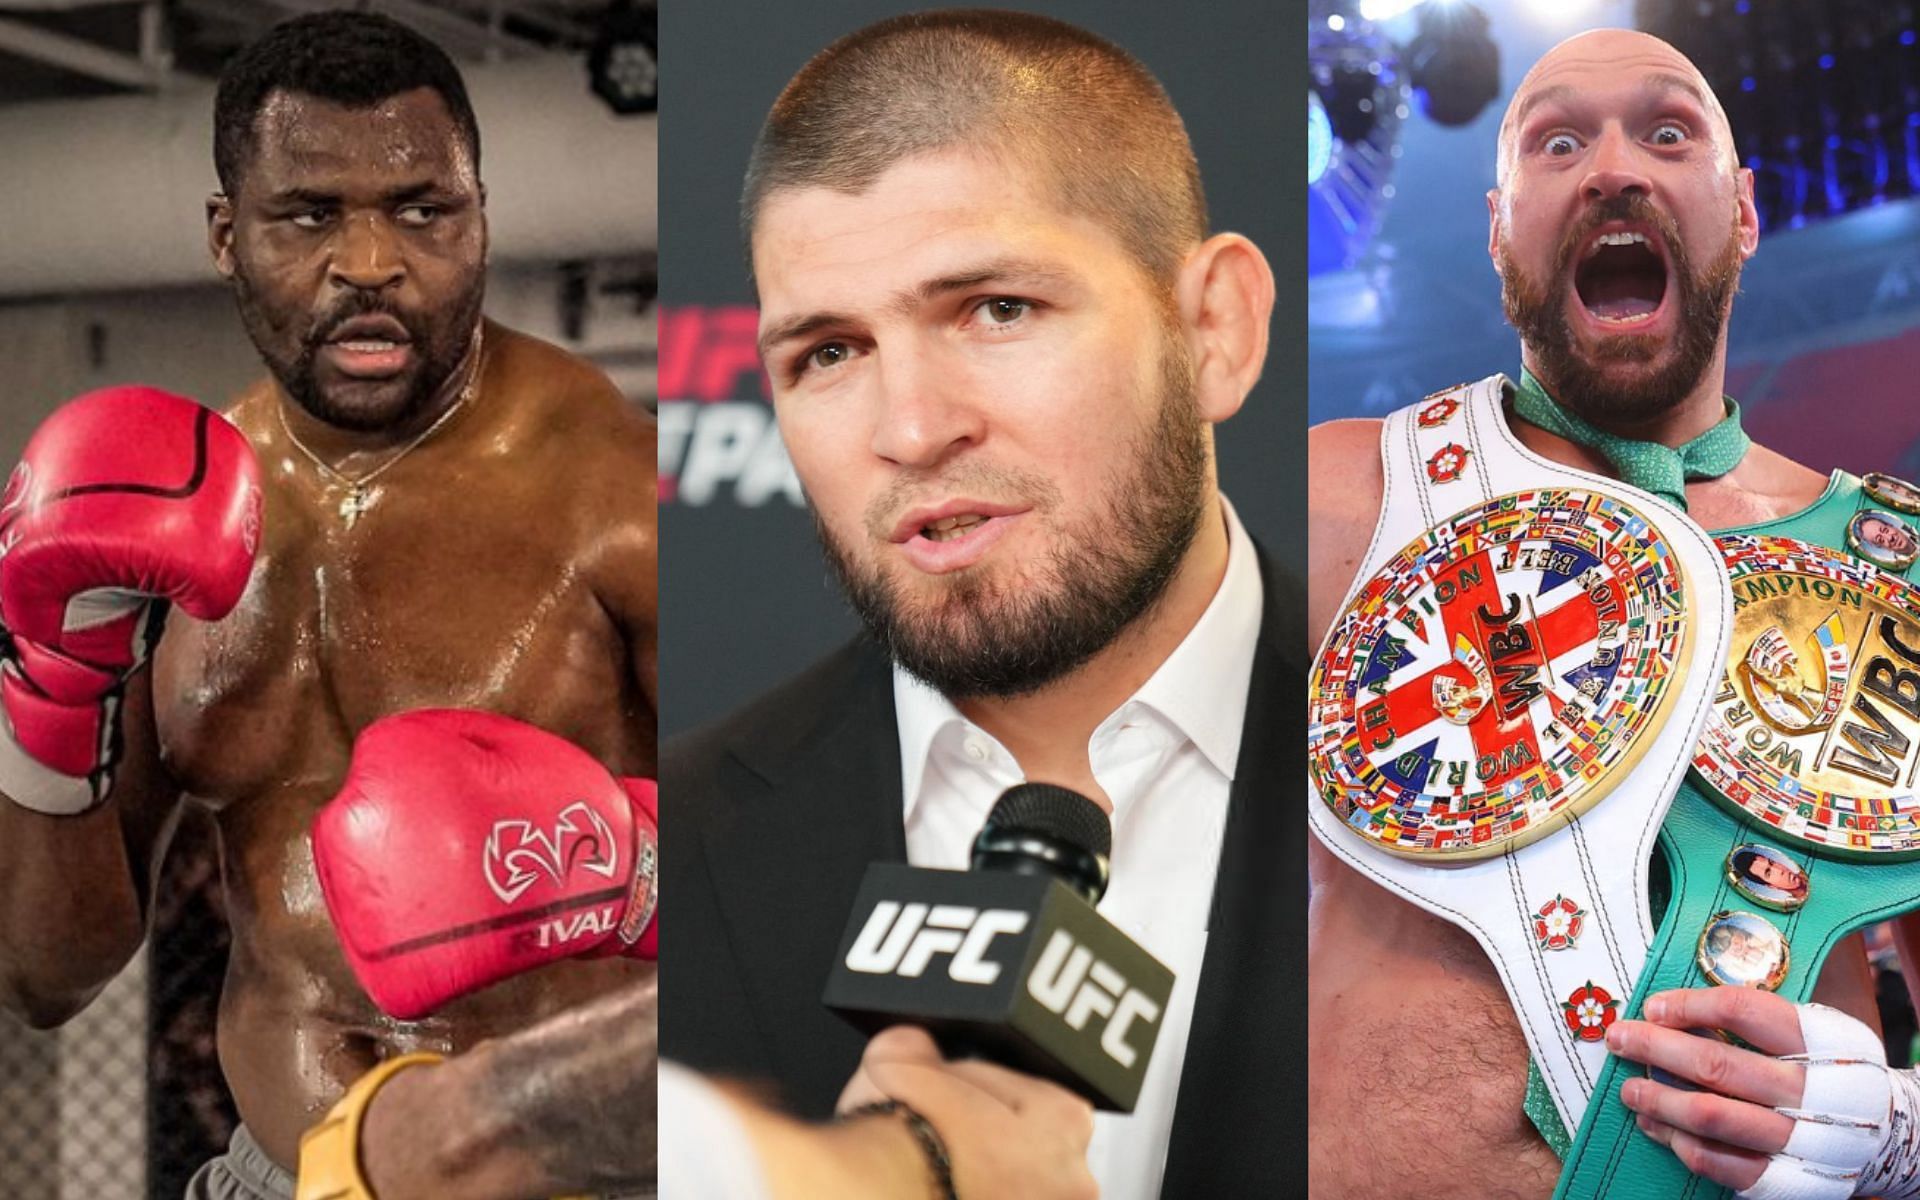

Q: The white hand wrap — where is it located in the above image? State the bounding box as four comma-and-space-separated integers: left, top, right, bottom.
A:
1736, 1002, 1910, 1200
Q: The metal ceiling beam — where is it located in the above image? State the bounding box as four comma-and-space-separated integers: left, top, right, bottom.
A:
0, 13, 174, 88
476, 0, 593, 46
0, 0, 142, 11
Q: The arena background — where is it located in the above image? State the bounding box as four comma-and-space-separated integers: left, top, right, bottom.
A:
658, 0, 1304, 736
1309, 0, 1920, 1055
0, 1, 656, 1195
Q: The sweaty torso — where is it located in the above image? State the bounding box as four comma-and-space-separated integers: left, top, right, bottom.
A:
1307, 410, 1875, 1199
149, 325, 658, 1169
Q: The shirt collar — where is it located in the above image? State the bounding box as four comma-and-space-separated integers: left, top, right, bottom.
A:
1130, 495, 1262, 779
893, 496, 1264, 819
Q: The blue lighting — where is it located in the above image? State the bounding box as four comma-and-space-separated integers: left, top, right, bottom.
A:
1308, 90, 1334, 186
1819, 53, 1835, 70
1735, 0, 1748, 11
1742, 76, 1756, 92
1904, 29, 1917, 46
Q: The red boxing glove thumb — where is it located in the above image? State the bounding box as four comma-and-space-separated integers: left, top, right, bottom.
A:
614, 777, 658, 960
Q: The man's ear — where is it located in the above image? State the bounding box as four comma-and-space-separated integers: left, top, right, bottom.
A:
1175, 233, 1275, 425
1736, 168, 1760, 261
1487, 188, 1504, 274
207, 192, 237, 281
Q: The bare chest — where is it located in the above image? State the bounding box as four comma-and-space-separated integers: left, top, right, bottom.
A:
1309, 871, 1560, 1196
148, 490, 630, 806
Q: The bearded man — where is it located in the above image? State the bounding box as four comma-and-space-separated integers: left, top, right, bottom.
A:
0, 12, 658, 1198
1310, 28, 1920, 1200
661, 10, 1295, 1199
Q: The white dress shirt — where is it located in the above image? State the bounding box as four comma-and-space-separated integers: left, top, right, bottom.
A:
891, 497, 1264, 1200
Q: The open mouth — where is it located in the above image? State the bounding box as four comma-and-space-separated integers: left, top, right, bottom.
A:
922, 514, 990, 543
1573, 227, 1669, 324
320, 314, 416, 379
888, 501, 1030, 573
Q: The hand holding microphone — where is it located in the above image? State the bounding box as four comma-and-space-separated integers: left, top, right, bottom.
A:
823, 782, 1173, 1112
838, 1025, 1097, 1200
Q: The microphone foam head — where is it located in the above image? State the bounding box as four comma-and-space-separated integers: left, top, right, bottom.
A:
983, 782, 1112, 860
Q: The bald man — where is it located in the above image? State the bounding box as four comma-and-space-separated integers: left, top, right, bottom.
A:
1309, 30, 1890, 1198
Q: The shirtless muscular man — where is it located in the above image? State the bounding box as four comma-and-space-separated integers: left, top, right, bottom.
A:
1308, 29, 1886, 1200
0, 12, 657, 1198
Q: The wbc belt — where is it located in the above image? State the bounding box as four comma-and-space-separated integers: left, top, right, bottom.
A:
1309, 374, 1732, 1137
1557, 471, 1920, 1200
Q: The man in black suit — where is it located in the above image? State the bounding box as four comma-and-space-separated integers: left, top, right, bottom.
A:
663, 11, 1299, 1197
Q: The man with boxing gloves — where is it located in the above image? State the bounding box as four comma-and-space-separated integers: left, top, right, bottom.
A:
0, 11, 658, 1198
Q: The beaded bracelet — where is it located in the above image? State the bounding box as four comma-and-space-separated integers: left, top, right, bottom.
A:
841, 1100, 958, 1200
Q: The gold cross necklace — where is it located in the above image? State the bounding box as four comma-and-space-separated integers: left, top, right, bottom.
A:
276, 327, 484, 528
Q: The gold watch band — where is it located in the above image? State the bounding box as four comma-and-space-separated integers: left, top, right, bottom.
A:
295, 1052, 444, 1200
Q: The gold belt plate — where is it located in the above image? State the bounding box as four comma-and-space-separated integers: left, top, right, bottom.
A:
1694, 534, 1920, 859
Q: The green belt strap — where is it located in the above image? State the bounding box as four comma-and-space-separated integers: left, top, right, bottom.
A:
1555, 471, 1920, 1199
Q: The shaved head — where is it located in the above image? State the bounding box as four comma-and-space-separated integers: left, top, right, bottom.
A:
742, 9, 1207, 289
1487, 26, 1758, 429
1496, 29, 1735, 187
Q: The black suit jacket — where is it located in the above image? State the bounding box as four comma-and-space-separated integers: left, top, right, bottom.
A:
661, 545, 1306, 1198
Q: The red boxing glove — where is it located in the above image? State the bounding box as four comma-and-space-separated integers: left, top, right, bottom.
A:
0, 387, 261, 813
313, 709, 659, 1021
612, 776, 659, 961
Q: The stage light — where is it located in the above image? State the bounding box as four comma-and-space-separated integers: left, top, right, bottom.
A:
588, 1, 658, 116
1358, 0, 1428, 24
1406, 1, 1498, 127
1522, 0, 1596, 16
1329, 14, 1347, 31
1320, 60, 1386, 143
1309, 19, 1408, 276
1309, 90, 1334, 184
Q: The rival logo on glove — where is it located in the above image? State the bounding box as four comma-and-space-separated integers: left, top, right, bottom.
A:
511, 905, 623, 953
482, 801, 620, 904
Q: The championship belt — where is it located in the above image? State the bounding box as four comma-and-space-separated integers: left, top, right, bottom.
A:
1557, 472, 1920, 1200
1309, 375, 1733, 1137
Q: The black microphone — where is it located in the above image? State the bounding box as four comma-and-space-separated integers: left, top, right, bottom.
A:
968, 781, 1111, 903
822, 782, 1174, 1112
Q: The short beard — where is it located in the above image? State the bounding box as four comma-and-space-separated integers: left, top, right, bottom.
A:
230, 269, 485, 433
1500, 194, 1742, 429
816, 335, 1211, 701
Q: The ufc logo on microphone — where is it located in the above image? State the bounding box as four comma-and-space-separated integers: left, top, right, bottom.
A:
1027, 930, 1163, 1068
844, 901, 1030, 984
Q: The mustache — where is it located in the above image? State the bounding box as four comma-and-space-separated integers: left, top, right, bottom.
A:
304, 295, 418, 350
1551, 194, 1681, 279
861, 466, 1062, 542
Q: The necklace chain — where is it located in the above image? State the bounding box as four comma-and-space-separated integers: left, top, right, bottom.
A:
277, 327, 484, 526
